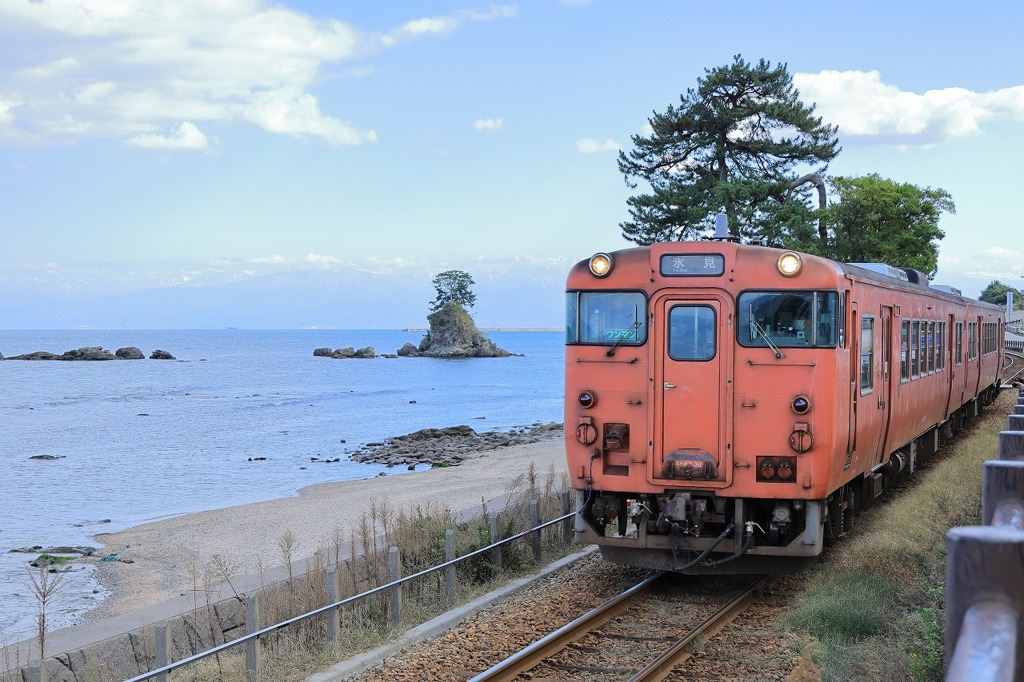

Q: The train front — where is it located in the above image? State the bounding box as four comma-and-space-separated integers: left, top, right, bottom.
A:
565, 241, 843, 573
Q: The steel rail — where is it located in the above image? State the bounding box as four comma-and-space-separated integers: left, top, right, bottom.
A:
627, 574, 775, 682
468, 571, 666, 682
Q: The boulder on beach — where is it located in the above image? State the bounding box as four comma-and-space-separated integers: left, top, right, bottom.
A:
348, 422, 563, 468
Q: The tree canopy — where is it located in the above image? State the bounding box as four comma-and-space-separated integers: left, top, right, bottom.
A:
617, 55, 839, 244
979, 281, 1023, 310
429, 270, 477, 312
811, 174, 953, 277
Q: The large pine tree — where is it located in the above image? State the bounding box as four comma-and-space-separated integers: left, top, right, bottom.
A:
618, 56, 839, 244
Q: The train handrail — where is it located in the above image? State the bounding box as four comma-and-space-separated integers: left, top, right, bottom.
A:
945, 386, 1024, 681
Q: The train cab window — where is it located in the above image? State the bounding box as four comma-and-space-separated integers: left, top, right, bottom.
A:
860, 316, 874, 394
737, 291, 839, 348
900, 320, 910, 382
565, 291, 647, 346
667, 305, 716, 361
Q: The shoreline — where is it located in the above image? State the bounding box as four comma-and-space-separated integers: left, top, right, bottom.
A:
83, 433, 568, 624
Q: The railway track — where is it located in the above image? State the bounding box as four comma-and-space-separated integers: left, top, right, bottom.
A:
1003, 350, 1024, 386
468, 573, 775, 682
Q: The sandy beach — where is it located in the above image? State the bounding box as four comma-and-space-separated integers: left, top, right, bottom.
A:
86, 437, 568, 622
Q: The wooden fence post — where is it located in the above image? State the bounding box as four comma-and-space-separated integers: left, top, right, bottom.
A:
445, 528, 456, 606
325, 567, 340, 646
154, 622, 171, 682
490, 515, 502, 572
562, 491, 572, 545
245, 595, 260, 682
388, 547, 401, 629
530, 500, 541, 562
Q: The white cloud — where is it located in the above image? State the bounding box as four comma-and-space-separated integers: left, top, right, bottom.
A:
473, 118, 503, 132
576, 138, 619, 153
126, 121, 210, 150
793, 70, 1024, 146
244, 89, 377, 146
0, 2, 430, 147
381, 5, 517, 46
0, 96, 19, 124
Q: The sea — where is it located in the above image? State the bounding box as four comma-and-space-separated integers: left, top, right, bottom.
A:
0, 329, 565, 644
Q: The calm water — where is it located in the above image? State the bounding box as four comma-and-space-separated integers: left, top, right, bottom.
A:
0, 329, 564, 643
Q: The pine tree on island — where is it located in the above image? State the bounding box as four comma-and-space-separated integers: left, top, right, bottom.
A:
404, 270, 510, 358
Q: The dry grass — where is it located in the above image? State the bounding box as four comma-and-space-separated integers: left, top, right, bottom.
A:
160, 462, 572, 682
785, 390, 1013, 681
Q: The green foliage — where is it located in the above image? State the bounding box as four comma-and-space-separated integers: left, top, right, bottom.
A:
979, 280, 1023, 309
818, 174, 953, 276
429, 270, 476, 312
617, 55, 839, 244
785, 571, 898, 642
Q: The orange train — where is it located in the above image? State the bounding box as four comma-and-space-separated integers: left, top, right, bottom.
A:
564, 238, 1005, 573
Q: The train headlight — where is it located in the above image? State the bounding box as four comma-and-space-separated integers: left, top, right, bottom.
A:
578, 391, 597, 408
589, 253, 613, 278
777, 252, 803, 278
792, 395, 811, 415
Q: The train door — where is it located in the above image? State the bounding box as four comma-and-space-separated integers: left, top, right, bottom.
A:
943, 313, 957, 418
876, 306, 895, 457
652, 295, 731, 484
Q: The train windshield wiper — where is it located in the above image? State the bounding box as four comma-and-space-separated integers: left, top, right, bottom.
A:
750, 315, 786, 359
607, 313, 641, 357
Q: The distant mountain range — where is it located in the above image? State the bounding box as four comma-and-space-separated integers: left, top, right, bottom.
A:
0, 258, 572, 329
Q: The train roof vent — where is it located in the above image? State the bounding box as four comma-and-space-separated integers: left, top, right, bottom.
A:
848, 263, 909, 281
932, 284, 963, 296
900, 268, 928, 284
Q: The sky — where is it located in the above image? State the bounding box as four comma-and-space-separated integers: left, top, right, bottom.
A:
1, 0, 1022, 329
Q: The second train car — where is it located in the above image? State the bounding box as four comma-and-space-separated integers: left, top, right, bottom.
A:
565, 238, 1004, 573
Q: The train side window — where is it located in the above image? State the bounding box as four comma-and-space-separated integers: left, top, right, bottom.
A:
955, 322, 963, 365
860, 316, 874, 394
919, 322, 928, 375
927, 321, 935, 374
667, 305, 716, 361
900, 320, 910, 382
937, 322, 945, 371
911, 321, 919, 379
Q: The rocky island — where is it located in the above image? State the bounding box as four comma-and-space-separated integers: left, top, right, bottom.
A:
314, 269, 513, 359
2, 346, 176, 360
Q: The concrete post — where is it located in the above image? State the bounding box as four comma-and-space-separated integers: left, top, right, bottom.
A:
245, 595, 260, 682
445, 529, 456, 606
490, 515, 502, 572
530, 500, 541, 562
388, 547, 401, 629
325, 567, 340, 646
154, 622, 172, 682
1001, 432, 1024, 460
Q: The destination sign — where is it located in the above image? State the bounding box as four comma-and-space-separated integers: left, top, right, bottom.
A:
659, 254, 725, 276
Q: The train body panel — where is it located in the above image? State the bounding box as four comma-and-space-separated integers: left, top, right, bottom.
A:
565, 241, 1005, 573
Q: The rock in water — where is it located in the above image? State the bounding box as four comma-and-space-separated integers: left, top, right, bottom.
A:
417, 304, 510, 358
